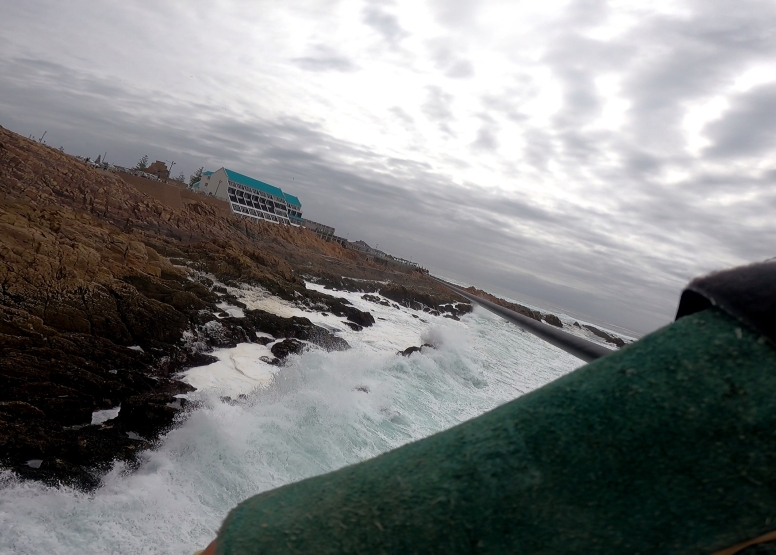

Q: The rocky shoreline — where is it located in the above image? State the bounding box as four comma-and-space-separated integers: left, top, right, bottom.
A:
0, 126, 471, 489
0, 125, 626, 490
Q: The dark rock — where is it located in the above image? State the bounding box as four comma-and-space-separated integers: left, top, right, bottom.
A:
0, 401, 47, 419
219, 293, 247, 309
544, 314, 563, 327
298, 290, 375, 328
398, 344, 434, 357
314, 275, 379, 293
195, 275, 215, 289
220, 394, 249, 405
115, 393, 186, 438
362, 294, 391, 307
178, 351, 219, 369
271, 338, 305, 360
380, 284, 472, 318
244, 309, 350, 351
583, 324, 625, 347
346, 308, 375, 327
197, 317, 253, 348
255, 336, 273, 346
345, 322, 363, 331
355, 386, 369, 393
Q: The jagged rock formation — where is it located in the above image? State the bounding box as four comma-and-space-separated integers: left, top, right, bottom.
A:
582, 323, 626, 347
379, 284, 473, 319
398, 343, 434, 357
543, 314, 563, 327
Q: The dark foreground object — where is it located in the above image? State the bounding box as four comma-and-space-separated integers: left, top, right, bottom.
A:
211, 261, 776, 555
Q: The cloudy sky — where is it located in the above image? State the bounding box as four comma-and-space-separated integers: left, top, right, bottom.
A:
2, 0, 775, 334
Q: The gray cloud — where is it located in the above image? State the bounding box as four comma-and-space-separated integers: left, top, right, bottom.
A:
293, 45, 359, 73
389, 106, 414, 128
422, 86, 455, 135
471, 114, 498, 152
705, 82, 776, 159
2, 0, 776, 337
427, 39, 475, 79
363, 4, 408, 49
445, 60, 474, 79
428, 0, 482, 29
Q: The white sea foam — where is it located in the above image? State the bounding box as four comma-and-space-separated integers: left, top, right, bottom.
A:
215, 302, 245, 318
0, 284, 582, 555
182, 343, 279, 395
91, 406, 121, 425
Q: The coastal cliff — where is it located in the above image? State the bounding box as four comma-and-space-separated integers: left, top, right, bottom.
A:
0, 126, 465, 488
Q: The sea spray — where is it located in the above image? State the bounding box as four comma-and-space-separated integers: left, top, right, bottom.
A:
0, 292, 581, 555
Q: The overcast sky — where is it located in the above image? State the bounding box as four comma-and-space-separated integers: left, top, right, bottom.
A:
2, 0, 775, 334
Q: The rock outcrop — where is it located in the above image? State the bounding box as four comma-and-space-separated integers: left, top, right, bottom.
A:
582, 324, 626, 347
543, 314, 563, 328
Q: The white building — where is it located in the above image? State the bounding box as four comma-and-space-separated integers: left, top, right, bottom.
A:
193, 167, 303, 226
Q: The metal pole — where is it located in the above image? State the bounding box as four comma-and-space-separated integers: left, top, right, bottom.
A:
431, 276, 612, 363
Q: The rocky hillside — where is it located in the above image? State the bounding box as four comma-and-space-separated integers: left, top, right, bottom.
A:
0, 126, 464, 488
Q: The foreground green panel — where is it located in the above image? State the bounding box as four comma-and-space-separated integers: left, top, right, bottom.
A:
215, 307, 776, 554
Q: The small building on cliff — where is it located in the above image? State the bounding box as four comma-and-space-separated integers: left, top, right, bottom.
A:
302, 219, 335, 240
194, 167, 303, 226
145, 160, 170, 180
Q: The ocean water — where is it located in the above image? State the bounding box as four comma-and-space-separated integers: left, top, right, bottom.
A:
0, 284, 581, 555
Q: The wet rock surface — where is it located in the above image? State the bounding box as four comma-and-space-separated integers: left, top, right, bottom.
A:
312, 275, 380, 294
362, 293, 391, 307
398, 343, 434, 357
543, 314, 563, 328
582, 324, 626, 347
271, 338, 306, 360
378, 285, 473, 319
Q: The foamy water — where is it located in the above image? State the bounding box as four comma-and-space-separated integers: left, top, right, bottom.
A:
0, 284, 581, 555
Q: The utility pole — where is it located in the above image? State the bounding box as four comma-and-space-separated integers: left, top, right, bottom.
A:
166, 160, 175, 182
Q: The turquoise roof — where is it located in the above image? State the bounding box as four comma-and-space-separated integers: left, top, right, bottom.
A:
283, 192, 301, 208
224, 169, 284, 199
203, 170, 213, 176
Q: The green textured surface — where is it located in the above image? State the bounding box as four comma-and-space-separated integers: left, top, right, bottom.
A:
216, 308, 776, 554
